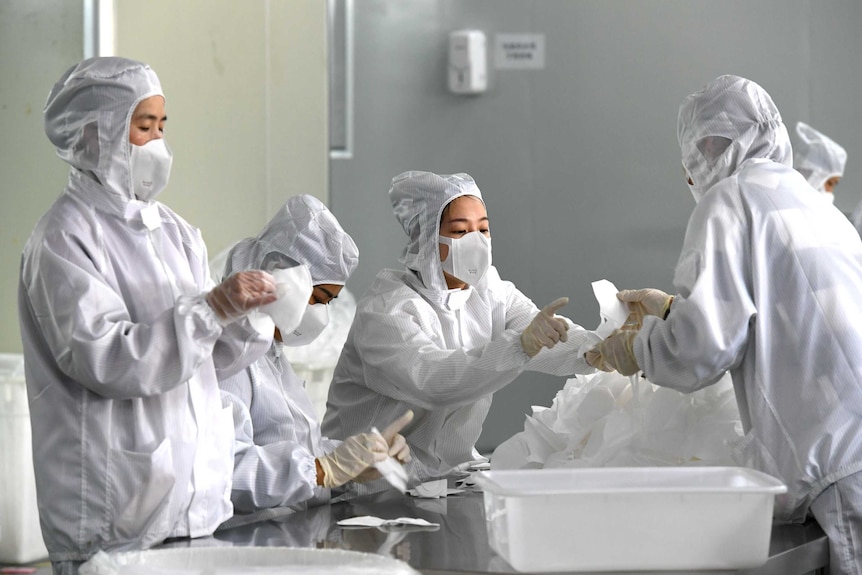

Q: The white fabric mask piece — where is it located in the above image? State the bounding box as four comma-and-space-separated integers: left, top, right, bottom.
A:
592, 279, 629, 339
249, 265, 313, 338
130, 138, 173, 202
439, 231, 492, 284
822, 191, 836, 204
282, 302, 329, 347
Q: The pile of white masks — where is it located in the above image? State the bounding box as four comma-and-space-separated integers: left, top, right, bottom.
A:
491, 370, 743, 470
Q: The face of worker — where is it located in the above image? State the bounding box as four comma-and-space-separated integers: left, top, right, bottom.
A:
274, 283, 342, 342
824, 176, 841, 194
438, 196, 490, 289
129, 95, 166, 146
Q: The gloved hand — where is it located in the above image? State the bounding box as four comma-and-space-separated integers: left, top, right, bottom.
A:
319, 410, 414, 487
617, 289, 673, 329
584, 329, 640, 376
520, 297, 570, 358
354, 410, 414, 483
206, 270, 277, 324
317, 432, 388, 489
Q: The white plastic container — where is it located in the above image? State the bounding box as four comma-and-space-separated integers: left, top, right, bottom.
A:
0, 353, 48, 563
473, 466, 786, 572
79, 546, 421, 574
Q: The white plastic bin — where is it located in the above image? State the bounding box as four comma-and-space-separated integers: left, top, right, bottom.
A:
472, 466, 786, 572
79, 546, 421, 574
0, 353, 48, 563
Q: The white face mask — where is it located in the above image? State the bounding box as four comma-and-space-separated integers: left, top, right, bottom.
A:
821, 191, 836, 204
248, 265, 313, 338
130, 138, 173, 202
439, 230, 492, 285
282, 303, 329, 347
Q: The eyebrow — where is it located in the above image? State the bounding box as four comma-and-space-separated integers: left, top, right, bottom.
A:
135, 114, 168, 122
446, 216, 489, 224
316, 286, 337, 300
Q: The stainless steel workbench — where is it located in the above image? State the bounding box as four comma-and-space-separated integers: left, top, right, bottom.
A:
195, 488, 829, 575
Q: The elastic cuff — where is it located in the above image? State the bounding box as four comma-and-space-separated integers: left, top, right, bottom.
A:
662, 296, 674, 320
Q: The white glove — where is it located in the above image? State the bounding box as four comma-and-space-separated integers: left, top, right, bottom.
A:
206, 270, 277, 324
520, 297, 570, 357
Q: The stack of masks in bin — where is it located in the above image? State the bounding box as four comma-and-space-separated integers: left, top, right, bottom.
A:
493, 371, 743, 470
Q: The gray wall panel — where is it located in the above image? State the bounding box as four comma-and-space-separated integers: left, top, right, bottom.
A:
330, 0, 862, 452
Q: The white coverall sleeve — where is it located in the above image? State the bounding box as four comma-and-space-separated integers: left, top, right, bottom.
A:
503, 286, 600, 376
220, 371, 319, 512
635, 189, 756, 391
24, 230, 225, 400
212, 320, 272, 380
354, 304, 530, 410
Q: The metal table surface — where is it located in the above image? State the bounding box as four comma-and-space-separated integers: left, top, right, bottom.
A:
178, 488, 829, 575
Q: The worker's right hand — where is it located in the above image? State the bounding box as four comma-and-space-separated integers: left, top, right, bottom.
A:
584, 329, 640, 376
206, 270, 277, 324
317, 432, 389, 488
520, 297, 570, 358
617, 289, 673, 329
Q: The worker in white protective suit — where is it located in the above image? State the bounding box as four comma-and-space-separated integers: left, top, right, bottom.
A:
321, 171, 599, 490
586, 75, 862, 575
18, 57, 277, 574
793, 121, 846, 202
218, 194, 412, 514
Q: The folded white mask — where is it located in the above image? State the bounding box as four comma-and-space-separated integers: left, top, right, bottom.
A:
247, 265, 313, 337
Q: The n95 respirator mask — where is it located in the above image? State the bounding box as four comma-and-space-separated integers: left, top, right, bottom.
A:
439, 230, 492, 284
130, 138, 173, 202
281, 302, 330, 347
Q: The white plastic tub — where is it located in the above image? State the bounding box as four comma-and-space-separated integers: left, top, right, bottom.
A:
79, 547, 421, 575
0, 353, 48, 563
473, 466, 787, 572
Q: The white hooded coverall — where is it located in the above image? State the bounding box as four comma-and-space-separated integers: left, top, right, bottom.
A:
635, 75, 862, 572
18, 58, 269, 568
218, 195, 358, 512
321, 172, 598, 484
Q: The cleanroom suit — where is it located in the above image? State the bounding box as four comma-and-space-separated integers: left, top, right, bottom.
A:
18, 58, 270, 570
218, 195, 358, 511
322, 172, 599, 485
620, 76, 862, 573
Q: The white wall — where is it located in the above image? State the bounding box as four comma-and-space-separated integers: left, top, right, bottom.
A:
0, 0, 84, 353
0, 0, 328, 353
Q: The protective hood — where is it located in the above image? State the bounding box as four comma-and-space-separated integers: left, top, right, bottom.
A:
224, 194, 358, 285
793, 121, 847, 192
388, 171, 485, 291
678, 75, 792, 202
43, 57, 164, 202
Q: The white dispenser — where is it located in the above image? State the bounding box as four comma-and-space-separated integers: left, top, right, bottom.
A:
448, 30, 487, 94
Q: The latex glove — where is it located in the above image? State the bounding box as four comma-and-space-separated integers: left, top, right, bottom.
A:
355, 410, 414, 484
617, 289, 673, 329
584, 329, 640, 376
317, 432, 388, 488
206, 270, 277, 324
324, 410, 415, 487
520, 297, 570, 357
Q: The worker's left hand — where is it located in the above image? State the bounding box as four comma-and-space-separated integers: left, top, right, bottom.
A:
584, 329, 640, 376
